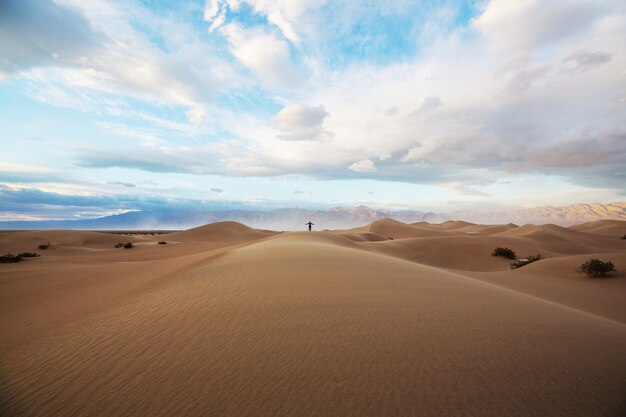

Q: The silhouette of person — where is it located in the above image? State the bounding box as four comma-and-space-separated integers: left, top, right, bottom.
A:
306, 221, 314, 231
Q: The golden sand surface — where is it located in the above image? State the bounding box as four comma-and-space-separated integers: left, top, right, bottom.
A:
1, 220, 625, 416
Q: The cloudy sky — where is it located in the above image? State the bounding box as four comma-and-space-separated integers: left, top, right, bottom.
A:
1, 0, 625, 220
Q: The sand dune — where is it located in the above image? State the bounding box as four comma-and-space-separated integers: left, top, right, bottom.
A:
570, 219, 626, 237
495, 223, 570, 237
1, 219, 625, 416
166, 220, 276, 242
368, 218, 458, 238
0, 229, 149, 254
360, 221, 624, 272
338, 231, 391, 242
453, 223, 519, 235
463, 252, 626, 323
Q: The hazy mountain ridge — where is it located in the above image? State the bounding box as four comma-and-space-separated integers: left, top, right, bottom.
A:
0, 202, 623, 230
452, 202, 626, 225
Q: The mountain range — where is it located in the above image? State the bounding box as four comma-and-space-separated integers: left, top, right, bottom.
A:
1, 202, 624, 230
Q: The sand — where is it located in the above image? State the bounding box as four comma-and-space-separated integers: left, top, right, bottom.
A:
1, 220, 625, 416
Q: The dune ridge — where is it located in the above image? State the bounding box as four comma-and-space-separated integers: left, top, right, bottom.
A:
1, 219, 625, 416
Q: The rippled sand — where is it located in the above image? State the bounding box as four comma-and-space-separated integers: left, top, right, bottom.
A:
1, 220, 625, 416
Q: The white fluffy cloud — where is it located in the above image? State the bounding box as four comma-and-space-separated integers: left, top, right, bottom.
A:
473, 0, 608, 51
2, 0, 235, 112
275, 104, 329, 141
221, 23, 300, 89
0, 0, 103, 75
349, 159, 377, 173
205, 0, 327, 44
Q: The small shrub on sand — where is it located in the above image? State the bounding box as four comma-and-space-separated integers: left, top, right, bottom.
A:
511, 254, 543, 269
577, 259, 616, 278
114, 243, 124, 248
0, 253, 22, 263
19, 252, 40, 258
38, 243, 50, 250
158, 241, 167, 245
492, 247, 516, 260
621, 234, 626, 239
123, 242, 133, 249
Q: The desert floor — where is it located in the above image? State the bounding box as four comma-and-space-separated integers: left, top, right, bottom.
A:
1, 219, 625, 416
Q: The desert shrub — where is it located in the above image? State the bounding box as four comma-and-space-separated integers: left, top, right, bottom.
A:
511, 254, 543, 269
622, 234, 626, 239
123, 242, 133, 249
577, 259, 616, 278
0, 253, 22, 263
38, 243, 50, 250
158, 241, 167, 245
114, 243, 124, 248
19, 252, 40, 258
492, 247, 516, 260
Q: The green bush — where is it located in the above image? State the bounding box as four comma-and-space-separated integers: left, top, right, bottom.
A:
492, 247, 516, 260
158, 241, 167, 245
577, 259, 616, 278
511, 254, 543, 269
123, 242, 133, 249
114, 242, 124, 248
0, 253, 22, 263
19, 252, 40, 258
38, 243, 50, 250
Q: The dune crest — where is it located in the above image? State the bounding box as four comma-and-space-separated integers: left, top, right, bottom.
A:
570, 219, 626, 237
166, 220, 276, 242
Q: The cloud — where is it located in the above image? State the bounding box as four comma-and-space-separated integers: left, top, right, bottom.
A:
221, 23, 300, 90
78, 151, 200, 174
473, 0, 608, 51
107, 181, 136, 188
2, 0, 233, 111
211, 187, 224, 193
66, 0, 625, 194
384, 106, 399, 116
205, 0, 327, 45
0, 0, 104, 75
0, 184, 252, 220
401, 146, 425, 164
349, 159, 377, 173
562, 50, 612, 72
412, 96, 442, 115
493, 52, 534, 79
275, 104, 329, 141
204, 0, 227, 32
95, 122, 165, 148
3, 0, 626, 207
204, 0, 222, 21
185, 107, 207, 127
0, 184, 121, 211
0, 163, 70, 183
440, 183, 490, 197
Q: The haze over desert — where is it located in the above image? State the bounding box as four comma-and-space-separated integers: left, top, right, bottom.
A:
1, 219, 625, 416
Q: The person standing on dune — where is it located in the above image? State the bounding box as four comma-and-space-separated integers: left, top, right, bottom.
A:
306, 221, 314, 231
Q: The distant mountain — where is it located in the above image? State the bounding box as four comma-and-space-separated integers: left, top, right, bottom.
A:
451, 202, 626, 226
0, 202, 623, 230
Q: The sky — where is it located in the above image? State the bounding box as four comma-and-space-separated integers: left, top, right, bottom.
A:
1, 0, 625, 221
